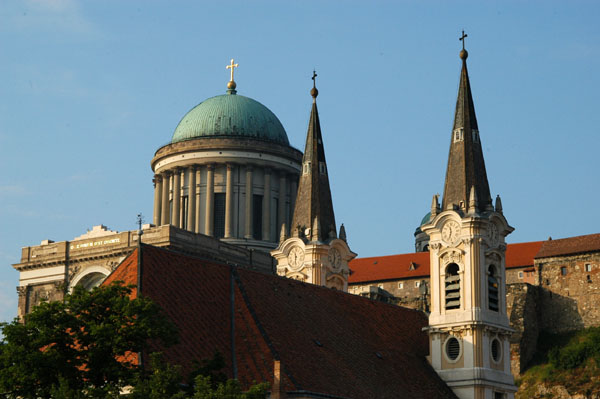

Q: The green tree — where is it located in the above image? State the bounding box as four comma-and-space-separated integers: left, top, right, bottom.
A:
193, 376, 269, 399
0, 282, 177, 398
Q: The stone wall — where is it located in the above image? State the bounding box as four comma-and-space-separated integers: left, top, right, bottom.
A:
506, 283, 541, 374
536, 252, 600, 333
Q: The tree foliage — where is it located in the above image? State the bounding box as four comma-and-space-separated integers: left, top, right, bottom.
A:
0, 282, 269, 399
0, 282, 177, 398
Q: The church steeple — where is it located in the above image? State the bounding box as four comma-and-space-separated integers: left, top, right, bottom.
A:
422, 36, 516, 399
442, 43, 492, 213
291, 72, 336, 241
271, 72, 356, 291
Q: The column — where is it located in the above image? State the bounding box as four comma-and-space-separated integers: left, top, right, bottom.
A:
290, 176, 298, 219
278, 173, 287, 237
161, 171, 171, 225
224, 164, 234, 238
244, 166, 253, 239
153, 175, 162, 226
195, 167, 202, 233
172, 168, 181, 228
262, 168, 271, 241
205, 164, 214, 236
187, 165, 196, 233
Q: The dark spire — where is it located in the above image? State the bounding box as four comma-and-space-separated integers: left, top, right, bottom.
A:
442, 37, 492, 213
291, 72, 336, 242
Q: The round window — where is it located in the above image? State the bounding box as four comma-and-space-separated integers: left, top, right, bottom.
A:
445, 337, 461, 361
491, 338, 502, 363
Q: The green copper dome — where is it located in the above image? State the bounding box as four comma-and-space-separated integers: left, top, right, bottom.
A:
171, 92, 289, 145
420, 212, 431, 226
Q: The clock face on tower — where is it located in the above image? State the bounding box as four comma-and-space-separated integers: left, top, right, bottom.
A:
288, 247, 304, 269
328, 248, 342, 269
442, 220, 461, 245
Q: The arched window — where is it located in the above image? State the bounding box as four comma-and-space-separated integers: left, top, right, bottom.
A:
488, 265, 499, 311
445, 263, 460, 310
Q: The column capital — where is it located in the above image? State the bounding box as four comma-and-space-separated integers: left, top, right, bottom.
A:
162, 170, 172, 177
206, 163, 215, 171
246, 165, 254, 172
264, 167, 272, 175
16, 286, 27, 297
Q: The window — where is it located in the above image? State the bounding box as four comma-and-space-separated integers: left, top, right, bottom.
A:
213, 193, 226, 238
472, 129, 480, 143
303, 162, 311, 175
415, 281, 420, 288
181, 195, 188, 229
445, 337, 461, 361
585, 264, 592, 272
561, 267, 568, 276
491, 338, 502, 362
445, 263, 460, 310
488, 266, 499, 312
319, 162, 327, 175
494, 392, 506, 399
398, 282, 404, 289
518, 271, 523, 279
453, 128, 464, 142
252, 194, 263, 239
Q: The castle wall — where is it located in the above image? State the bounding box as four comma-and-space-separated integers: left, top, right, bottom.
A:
536, 252, 600, 333
506, 283, 541, 375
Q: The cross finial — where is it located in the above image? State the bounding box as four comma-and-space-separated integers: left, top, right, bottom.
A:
459, 30, 468, 50
310, 70, 319, 100
136, 213, 144, 240
226, 59, 239, 82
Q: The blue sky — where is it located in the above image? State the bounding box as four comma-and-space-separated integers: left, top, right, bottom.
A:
1, 0, 599, 322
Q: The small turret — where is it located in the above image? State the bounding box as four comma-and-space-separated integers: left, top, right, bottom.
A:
495, 194, 503, 213
468, 185, 478, 214
311, 216, 321, 242
339, 224, 347, 243
279, 223, 288, 244
431, 194, 440, 218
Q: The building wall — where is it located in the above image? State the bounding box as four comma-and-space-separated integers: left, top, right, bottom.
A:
536, 252, 600, 333
13, 224, 275, 318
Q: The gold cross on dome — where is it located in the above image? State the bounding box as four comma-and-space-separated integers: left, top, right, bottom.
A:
226, 59, 239, 82
459, 30, 468, 50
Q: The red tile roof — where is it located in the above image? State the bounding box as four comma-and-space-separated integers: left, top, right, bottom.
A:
536, 233, 600, 259
349, 242, 543, 284
506, 241, 543, 268
349, 252, 430, 283
105, 244, 458, 399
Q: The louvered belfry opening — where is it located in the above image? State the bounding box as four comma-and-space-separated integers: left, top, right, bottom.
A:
488, 265, 499, 311
445, 264, 461, 310
446, 337, 461, 361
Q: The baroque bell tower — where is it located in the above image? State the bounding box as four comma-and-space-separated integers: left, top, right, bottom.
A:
271, 73, 356, 291
421, 36, 517, 399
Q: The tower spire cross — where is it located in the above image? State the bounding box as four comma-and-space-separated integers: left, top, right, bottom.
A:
226, 59, 239, 82
312, 70, 317, 88
459, 30, 468, 50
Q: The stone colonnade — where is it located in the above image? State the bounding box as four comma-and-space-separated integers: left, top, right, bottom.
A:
152, 163, 297, 243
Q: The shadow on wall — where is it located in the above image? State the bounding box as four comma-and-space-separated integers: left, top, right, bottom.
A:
538, 287, 584, 333
507, 283, 584, 375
